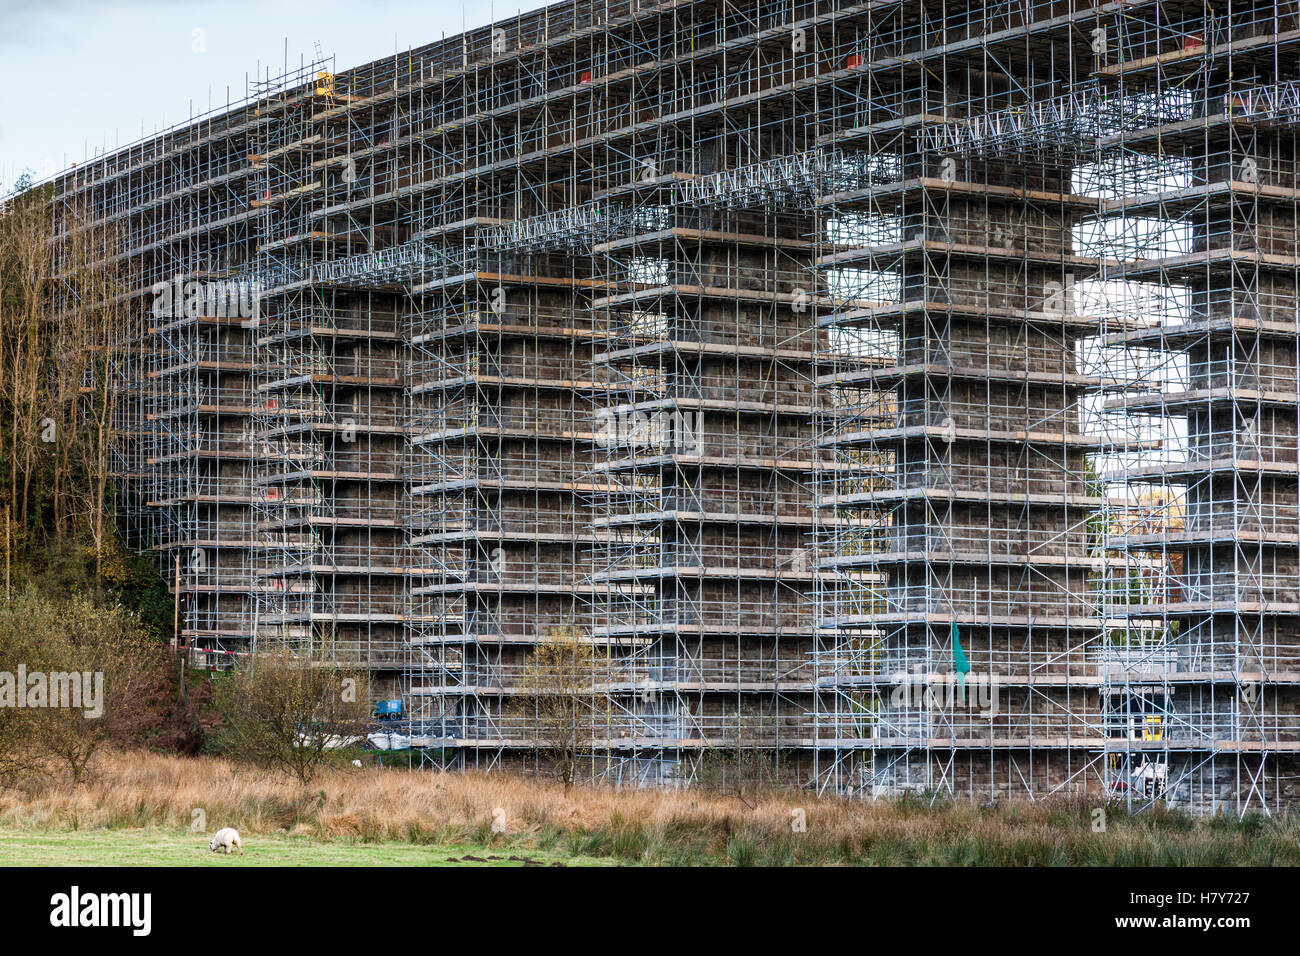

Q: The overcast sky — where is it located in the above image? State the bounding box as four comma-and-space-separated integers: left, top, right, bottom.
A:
0, 0, 554, 191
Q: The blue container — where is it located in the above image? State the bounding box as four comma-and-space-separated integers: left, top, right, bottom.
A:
373, 699, 403, 719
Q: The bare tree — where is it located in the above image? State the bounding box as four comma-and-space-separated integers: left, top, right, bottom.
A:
0, 177, 52, 568
53, 196, 129, 588
211, 648, 374, 784
0, 178, 129, 596
0, 181, 120, 605
514, 628, 612, 792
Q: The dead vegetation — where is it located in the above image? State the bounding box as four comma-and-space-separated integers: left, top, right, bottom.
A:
0, 750, 1294, 866
208, 648, 373, 784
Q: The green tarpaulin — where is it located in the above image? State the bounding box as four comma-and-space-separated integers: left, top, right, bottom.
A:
952, 621, 970, 700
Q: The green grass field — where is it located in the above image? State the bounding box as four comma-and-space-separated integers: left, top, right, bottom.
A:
0, 828, 619, 867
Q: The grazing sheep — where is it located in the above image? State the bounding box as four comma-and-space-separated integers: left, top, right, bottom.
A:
208, 828, 243, 855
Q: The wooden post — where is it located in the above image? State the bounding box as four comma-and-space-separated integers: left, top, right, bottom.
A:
172, 552, 181, 650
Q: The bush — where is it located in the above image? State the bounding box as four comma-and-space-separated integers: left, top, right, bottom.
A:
209, 648, 374, 784
0, 588, 175, 784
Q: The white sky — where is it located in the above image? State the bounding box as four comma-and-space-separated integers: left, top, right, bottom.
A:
0, 0, 554, 191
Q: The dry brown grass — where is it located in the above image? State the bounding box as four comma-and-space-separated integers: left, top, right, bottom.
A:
0, 750, 1294, 865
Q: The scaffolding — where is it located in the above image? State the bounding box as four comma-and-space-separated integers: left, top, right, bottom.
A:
34, 0, 1300, 809
1084, 0, 1300, 814
809, 0, 1300, 814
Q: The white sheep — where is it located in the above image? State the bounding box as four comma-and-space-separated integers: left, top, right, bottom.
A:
208, 828, 243, 855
